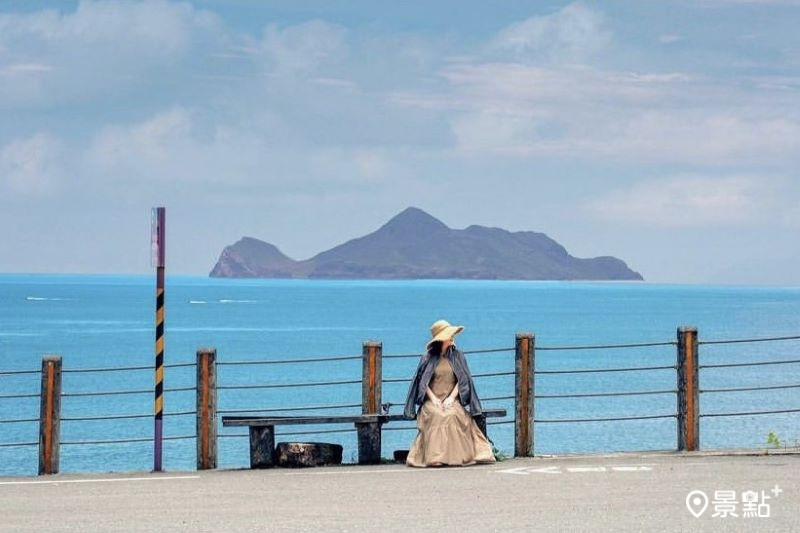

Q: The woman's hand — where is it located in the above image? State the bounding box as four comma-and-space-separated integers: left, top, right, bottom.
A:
426, 386, 443, 409
442, 385, 459, 410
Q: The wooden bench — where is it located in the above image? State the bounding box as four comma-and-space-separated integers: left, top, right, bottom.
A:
222, 409, 507, 468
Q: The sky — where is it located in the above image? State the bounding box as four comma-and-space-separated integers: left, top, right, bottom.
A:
0, 0, 798, 285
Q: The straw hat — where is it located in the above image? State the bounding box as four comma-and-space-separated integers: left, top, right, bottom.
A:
426, 319, 464, 349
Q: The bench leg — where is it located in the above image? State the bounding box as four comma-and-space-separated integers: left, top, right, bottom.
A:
475, 414, 487, 439
249, 425, 275, 469
355, 421, 381, 465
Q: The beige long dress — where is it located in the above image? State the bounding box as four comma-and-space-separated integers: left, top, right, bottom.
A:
406, 355, 496, 467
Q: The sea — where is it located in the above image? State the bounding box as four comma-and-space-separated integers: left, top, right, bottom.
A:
1, 274, 798, 477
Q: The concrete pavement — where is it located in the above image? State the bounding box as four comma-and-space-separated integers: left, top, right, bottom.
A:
1, 450, 798, 532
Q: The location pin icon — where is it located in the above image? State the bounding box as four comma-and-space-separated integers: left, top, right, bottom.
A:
686, 490, 709, 518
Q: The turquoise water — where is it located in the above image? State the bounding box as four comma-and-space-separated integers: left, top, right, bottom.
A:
1, 274, 799, 476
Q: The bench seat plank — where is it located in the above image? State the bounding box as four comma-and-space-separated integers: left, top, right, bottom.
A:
222, 409, 506, 427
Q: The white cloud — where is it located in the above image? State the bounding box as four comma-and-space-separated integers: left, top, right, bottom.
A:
384, 5, 800, 166
585, 175, 786, 227
0, 134, 65, 196
259, 19, 348, 72
0, 0, 226, 107
396, 60, 800, 164
658, 34, 683, 44
352, 150, 388, 180
451, 110, 541, 153
86, 108, 268, 190
782, 202, 800, 227
0, 2, 797, 283
0, 0, 223, 57
312, 77, 359, 91
0, 63, 53, 75
87, 108, 194, 174
616, 113, 800, 162
83, 108, 393, 199
9, 1, 795, 170
489, 3, 610, 62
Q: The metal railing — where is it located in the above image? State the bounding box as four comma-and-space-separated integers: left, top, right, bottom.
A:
2, 329, 799, 475
0, 358, 198, 469
698, 334, 800, 420
0, 365, 40, 450
532, 332, 799, 452
215, 345, 516, 442
533, 357, 677, 425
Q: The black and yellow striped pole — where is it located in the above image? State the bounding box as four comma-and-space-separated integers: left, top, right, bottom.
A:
152, 207, 166, 471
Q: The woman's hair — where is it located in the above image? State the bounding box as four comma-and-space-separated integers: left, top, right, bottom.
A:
427, 340, 444, 357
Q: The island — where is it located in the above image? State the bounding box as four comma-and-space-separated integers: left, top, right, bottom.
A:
209, 207, 643, 280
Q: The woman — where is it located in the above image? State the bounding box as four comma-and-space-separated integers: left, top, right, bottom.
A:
403, 319, 496, 467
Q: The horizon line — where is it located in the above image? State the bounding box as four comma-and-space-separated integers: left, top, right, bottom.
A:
0, 272, 797, 289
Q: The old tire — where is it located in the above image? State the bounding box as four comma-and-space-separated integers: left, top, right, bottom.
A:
275, 442, 343, 468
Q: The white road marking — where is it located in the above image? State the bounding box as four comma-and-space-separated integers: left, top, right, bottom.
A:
0, 475, 200, 486
496, 466, 562, 475
496, 464, 655, 475
567, 466, 607, 473
496, 466, 541, 475
528, 466, 562, 475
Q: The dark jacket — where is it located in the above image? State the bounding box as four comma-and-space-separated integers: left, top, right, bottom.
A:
403, 344, 484, 419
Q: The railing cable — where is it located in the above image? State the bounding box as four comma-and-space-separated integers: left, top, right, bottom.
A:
700, 335, 800, 346
218, 403, 362, 415
537, 341, 677, 351
0, 369, 40, 376
536, 413, 677, 423
60, 435, 195, 446
61, 411, 195, 422
218, 354, 361, 366
536, 364, 676, 375
0, 392, 39, 400
61, 385, 194, 398
0, 441, 38, 448
218, 378, 361, 391
62, 362, 194, 374
701, 383, 800, 394
700, 407, 800, 418
0, 417, 39, 425
700, 358, 800, 369
537, 389, 677, 399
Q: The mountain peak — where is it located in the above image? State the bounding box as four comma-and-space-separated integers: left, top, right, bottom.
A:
379, 207, 449, 233
210, 207, 644, 280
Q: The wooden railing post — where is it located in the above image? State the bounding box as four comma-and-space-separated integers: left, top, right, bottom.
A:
359, 341, 382, 464
196, 347, 217, 470
38, 355, 62, 475
362, 341, 382, 414
677, 327, 700, 451
515, 333, 535, 457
